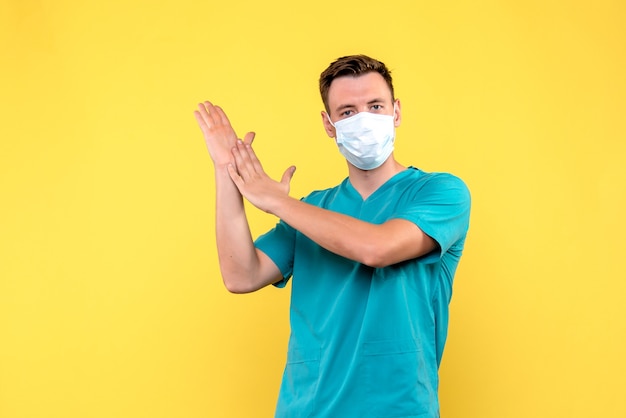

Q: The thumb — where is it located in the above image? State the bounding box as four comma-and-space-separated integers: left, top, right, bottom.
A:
281, 165, 296, 186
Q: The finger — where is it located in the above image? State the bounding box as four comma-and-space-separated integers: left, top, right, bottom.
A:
231, 141, 253, 179
243, 131, 256, 145
196, 102, 214, 129
202, 101, 222, 126
227, 164, 244, 189
243, 143, 265, 174
239, 141, 261, 177
193, 110, 208, 131
212, 105, 232, 127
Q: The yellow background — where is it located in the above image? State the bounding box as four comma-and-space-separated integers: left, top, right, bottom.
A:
1, 0, 624, 417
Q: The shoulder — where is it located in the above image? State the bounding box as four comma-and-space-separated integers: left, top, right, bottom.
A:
409, 167, 466, 186
405, 168, 471, 203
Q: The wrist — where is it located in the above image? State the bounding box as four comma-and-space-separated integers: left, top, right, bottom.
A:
265, 193, 293, 217
213, 157, 234, 172
213, 164, 235, 185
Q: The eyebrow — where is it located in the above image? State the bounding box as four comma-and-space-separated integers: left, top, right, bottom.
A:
333, 98, 387, 114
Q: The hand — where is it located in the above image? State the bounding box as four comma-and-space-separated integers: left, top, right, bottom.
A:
194, 101, 255, 167
227, 140, 296, 214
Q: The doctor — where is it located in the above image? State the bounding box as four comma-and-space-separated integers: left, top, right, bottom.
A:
194, 54, 471, 417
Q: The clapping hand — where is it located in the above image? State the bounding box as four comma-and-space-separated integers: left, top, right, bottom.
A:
227, 140, 296, 215
194, 101, 255, 168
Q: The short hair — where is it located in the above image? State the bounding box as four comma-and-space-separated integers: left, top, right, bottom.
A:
319, 54, 395, 113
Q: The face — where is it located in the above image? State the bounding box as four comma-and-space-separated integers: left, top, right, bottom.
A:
322, 72, 401, 138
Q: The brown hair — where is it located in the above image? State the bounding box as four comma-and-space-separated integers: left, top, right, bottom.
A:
319, 54, 395, 113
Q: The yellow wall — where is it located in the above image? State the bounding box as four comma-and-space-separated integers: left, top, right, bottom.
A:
1, 1, 624, 417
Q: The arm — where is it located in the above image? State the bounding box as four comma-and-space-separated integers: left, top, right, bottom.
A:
194, 102, 283, 293
228, 141, 436, 268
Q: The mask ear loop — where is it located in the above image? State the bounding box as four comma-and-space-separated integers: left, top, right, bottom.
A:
326, 113, 336, 128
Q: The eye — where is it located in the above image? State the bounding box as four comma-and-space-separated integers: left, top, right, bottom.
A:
370, 104, 383, 111
341, 109, 355, 117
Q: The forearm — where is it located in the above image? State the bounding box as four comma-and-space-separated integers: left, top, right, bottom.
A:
268, 196, 426, 268
273, 196, 384, 265
214, 167, 265, 292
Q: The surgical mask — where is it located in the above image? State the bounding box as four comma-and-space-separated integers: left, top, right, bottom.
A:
328, 108, 396, 170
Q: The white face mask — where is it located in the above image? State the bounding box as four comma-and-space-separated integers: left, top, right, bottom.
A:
328, 108, 396, 170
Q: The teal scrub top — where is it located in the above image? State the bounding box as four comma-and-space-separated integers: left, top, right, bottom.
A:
255, 167, 471, 418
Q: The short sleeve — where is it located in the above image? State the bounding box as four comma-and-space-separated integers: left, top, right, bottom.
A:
254, 219, 297, 288
395, 173, 471, 263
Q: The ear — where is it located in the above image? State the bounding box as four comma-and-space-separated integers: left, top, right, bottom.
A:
321, 111, 336, 138
393, 99, 402, 127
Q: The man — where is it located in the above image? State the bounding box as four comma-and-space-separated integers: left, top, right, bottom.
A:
194, 55, 471, 417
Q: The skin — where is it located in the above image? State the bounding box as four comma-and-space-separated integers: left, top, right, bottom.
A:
194, 72, 436, 294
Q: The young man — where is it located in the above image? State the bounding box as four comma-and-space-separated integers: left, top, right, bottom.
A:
194, 55, 471, 418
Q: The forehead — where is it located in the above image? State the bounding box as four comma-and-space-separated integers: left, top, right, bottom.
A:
327, 72, 393, 109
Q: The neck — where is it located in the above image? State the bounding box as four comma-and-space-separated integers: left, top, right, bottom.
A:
347, 156, 406, 200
